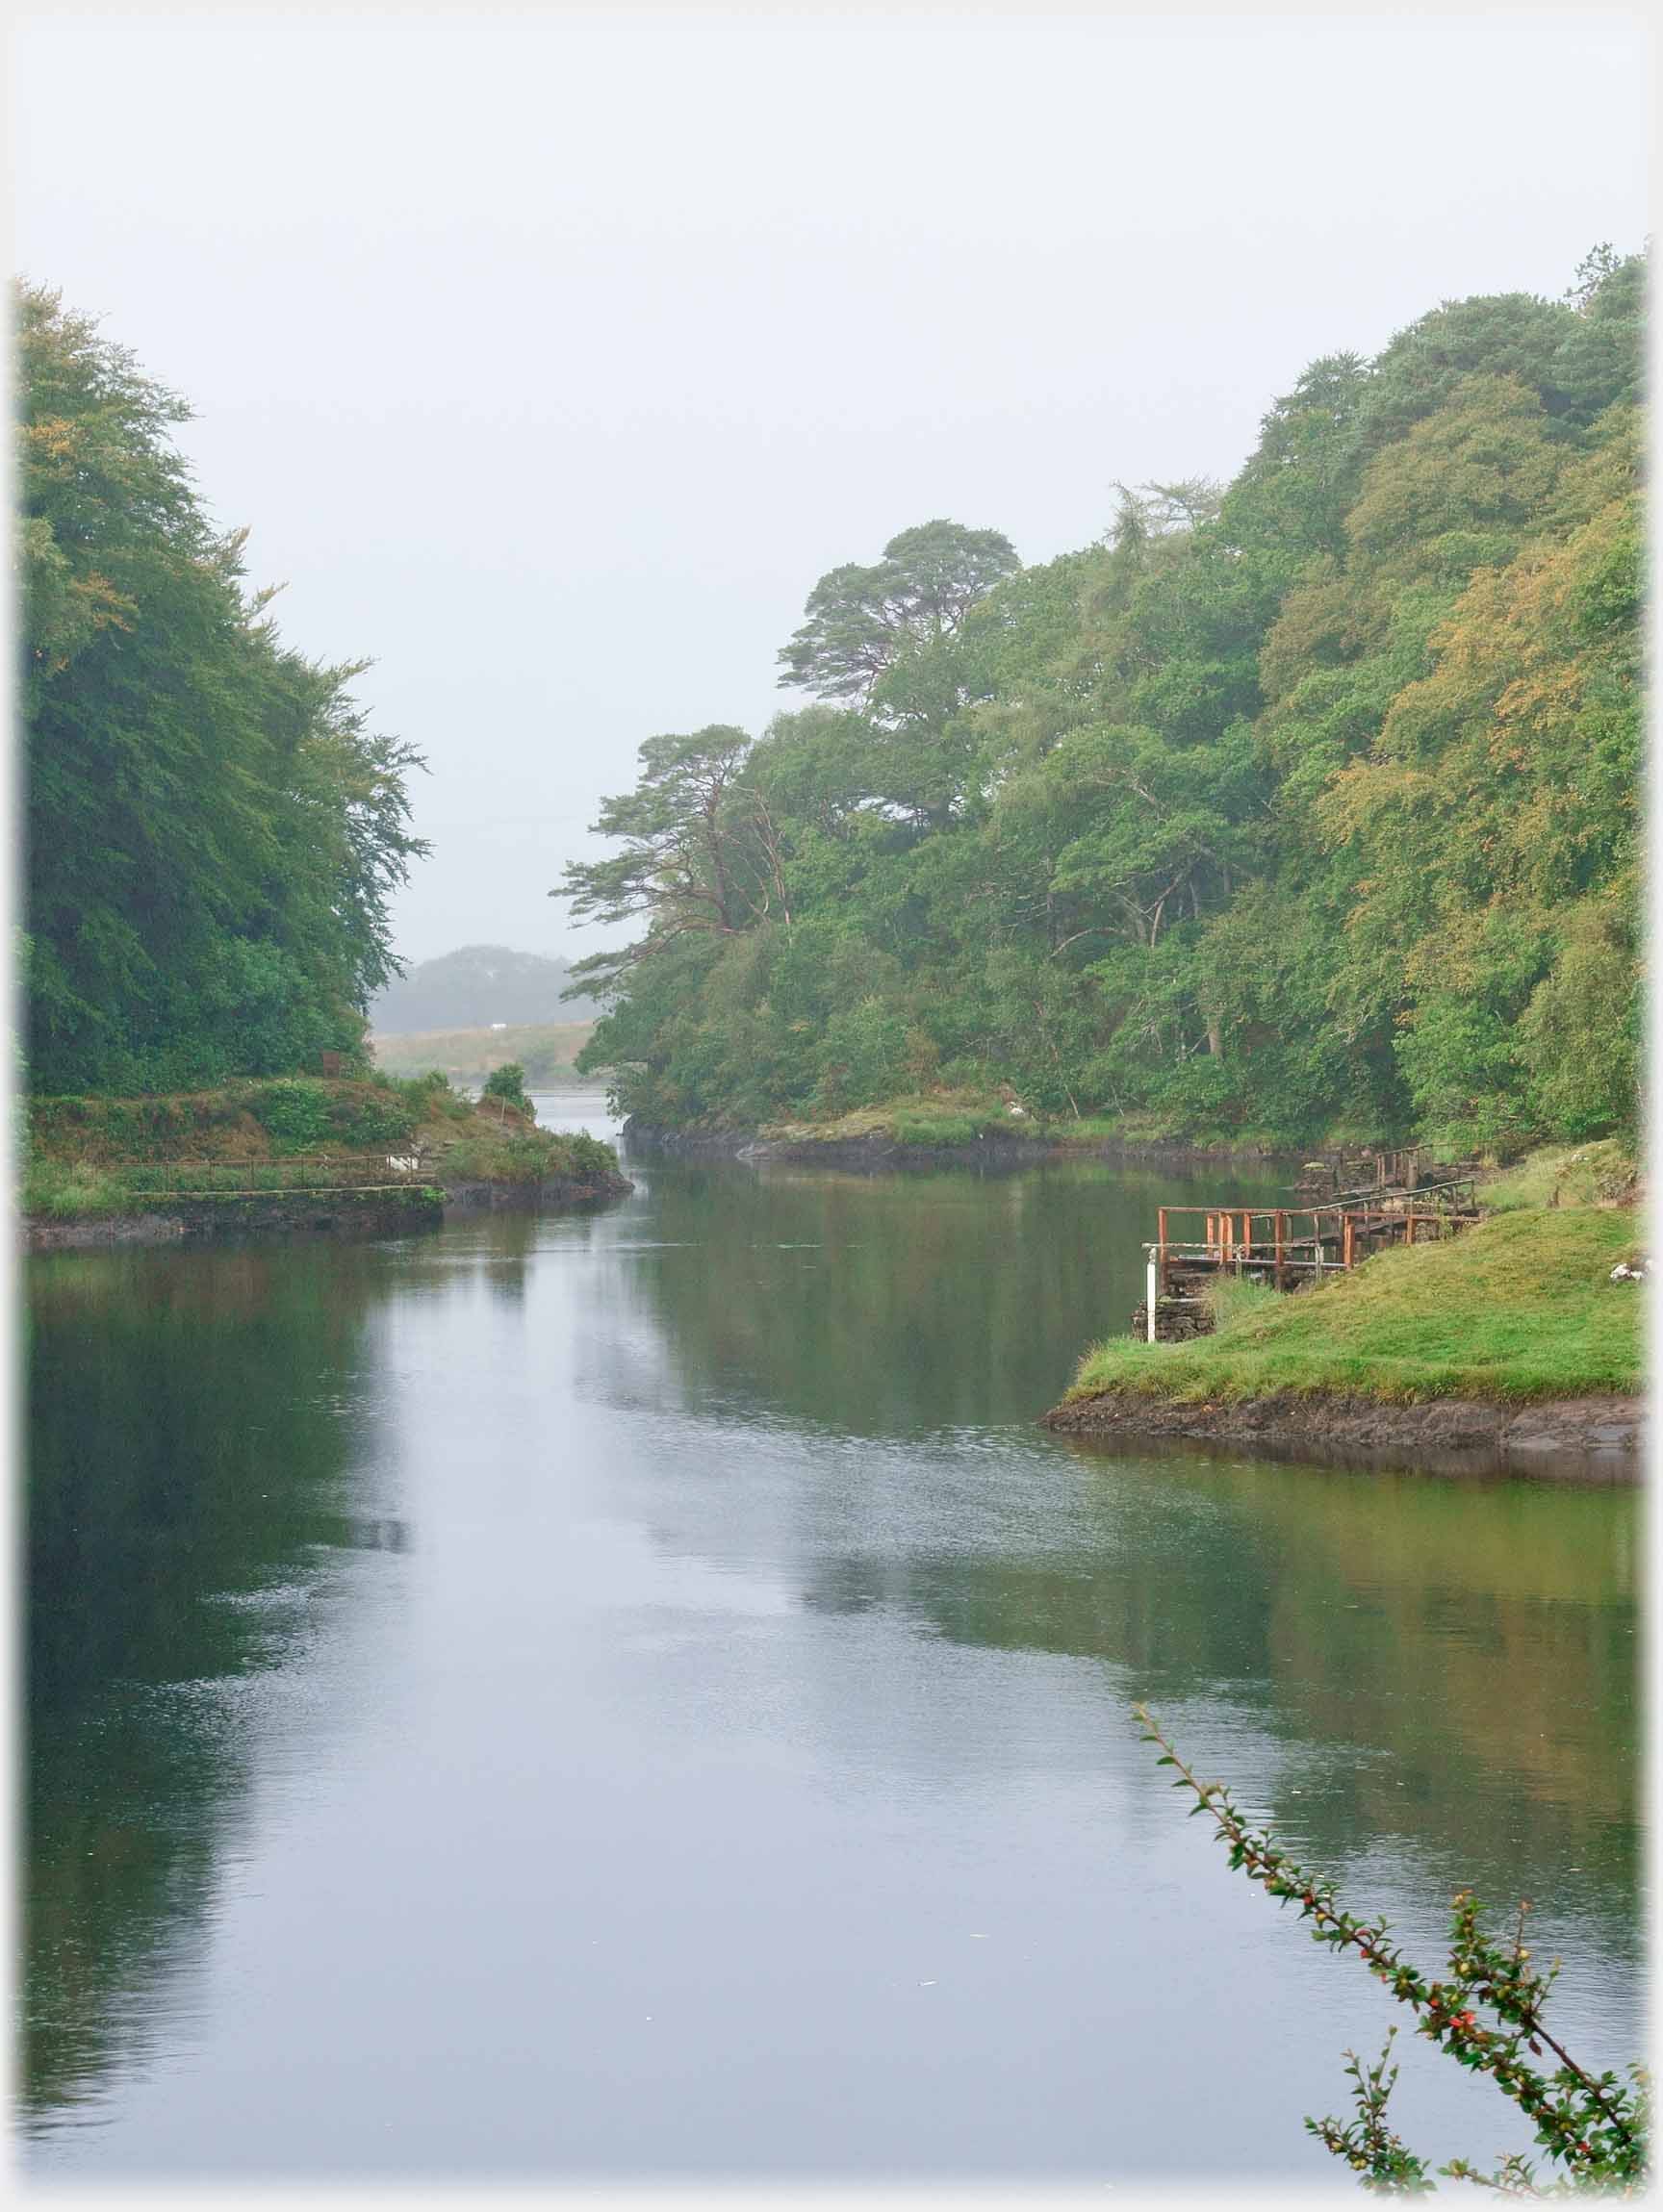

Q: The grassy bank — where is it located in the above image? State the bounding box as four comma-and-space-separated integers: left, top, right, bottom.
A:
25, 1075, 626, 1223
754, 1091, 1302, 1153
370, 1021, 601, 1089
1060, 1200, 1642, 1409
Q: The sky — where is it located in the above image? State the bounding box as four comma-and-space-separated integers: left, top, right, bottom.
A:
13, 8, 1653, 966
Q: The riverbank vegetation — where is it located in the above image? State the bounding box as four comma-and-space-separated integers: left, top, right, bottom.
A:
750, 1094, 1299, 1154
21, 284, 426, 1095
1059, 1183, 1640, 1410
25, 1074, 622, 1221
563, 248, 1642, 1157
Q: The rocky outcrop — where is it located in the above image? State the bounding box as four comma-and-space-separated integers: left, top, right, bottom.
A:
1041, 1388, 1642, 1481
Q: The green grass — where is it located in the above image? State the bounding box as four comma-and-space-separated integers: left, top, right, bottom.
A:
22, 1156, 422, 1217
892, 1107, 1011, 1146
23, 1161, 129, 1219
1066, 1206, 1642, 1406
759, 1093, 1004, 1143
1482, 1137, 1637, 1212
758, 1092, 1301, 1152
1197, 1273, 1284, 1331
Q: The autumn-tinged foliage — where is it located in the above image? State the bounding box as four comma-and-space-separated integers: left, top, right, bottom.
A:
562, 248, 1643, 1150
20, 284, 427, 1094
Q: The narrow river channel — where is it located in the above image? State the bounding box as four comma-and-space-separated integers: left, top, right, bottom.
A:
24, 1098, 1641, 2184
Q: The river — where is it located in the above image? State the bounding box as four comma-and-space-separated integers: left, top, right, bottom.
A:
23, 1096, 1642, 2184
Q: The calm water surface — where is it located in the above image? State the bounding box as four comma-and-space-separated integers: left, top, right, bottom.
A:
25, 1099, 1642, 2182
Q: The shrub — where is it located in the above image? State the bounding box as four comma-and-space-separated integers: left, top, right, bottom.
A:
334, 1091, 417, 1149
481, 1061, 534, 1117
248, 1079, 333, 1154
1136, 1708, 1649, 2193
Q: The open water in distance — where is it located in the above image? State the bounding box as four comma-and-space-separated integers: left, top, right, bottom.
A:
25, 1096, 1641, 2183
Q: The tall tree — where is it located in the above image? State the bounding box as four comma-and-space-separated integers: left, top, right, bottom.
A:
777, 521, 1019, 702
20, 284, 427, 1093
557, 726, 793, 995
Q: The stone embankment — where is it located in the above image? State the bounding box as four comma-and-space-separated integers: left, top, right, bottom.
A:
25, 1185, 446, 1252
25, 1164, 633, 1251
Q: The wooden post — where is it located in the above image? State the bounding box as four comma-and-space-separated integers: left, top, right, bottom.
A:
1404, 1212, 1416, 1247
1343, 1214, 1354, 1269
1274, 1210, 1286, 1289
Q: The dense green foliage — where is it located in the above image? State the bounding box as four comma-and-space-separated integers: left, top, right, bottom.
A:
563, 250, 1643, 1150
20, 285, 427, 1094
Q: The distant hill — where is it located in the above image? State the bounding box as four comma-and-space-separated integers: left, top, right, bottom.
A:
370, 945, 601, 1032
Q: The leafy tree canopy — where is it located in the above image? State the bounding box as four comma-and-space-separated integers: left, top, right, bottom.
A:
20, 284, 428, 1095
559, 246, 1644, 1153
776, 520, 1019, 702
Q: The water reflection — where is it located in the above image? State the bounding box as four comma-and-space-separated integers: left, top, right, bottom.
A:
584, 1157, 1293, 1435
25, 1243, 408, 2127
787, 1449, 1638, 1953
23, 1159, 1641, 2180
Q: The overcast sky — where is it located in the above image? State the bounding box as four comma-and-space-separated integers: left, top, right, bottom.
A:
13, 9, 1652, 965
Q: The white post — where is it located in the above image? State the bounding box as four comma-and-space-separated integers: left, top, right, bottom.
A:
1146, 1252, 1160, 1343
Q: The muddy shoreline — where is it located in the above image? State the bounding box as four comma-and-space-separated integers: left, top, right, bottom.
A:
1041, 1387, 1643, 1482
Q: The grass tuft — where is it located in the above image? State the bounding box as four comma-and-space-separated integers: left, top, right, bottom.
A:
1483, 1138, 1637, 1213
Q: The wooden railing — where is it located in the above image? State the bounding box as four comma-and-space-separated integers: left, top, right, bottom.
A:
1154, 1191, 1479, 1273
91, 1154, 435, 1197
1141, 1184, 1484, 1339
1294, 1149, 1482, 1203
1154, 1207, 1334, 1285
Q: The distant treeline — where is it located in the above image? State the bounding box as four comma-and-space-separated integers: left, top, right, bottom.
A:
21, 286, 426, 1095
562, 248, 1643, 1152
371, 1019, 600, 1089
369, 945, 599, 1032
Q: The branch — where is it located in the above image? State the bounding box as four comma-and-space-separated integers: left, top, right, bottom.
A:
1132, 1707, 1644, 2186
